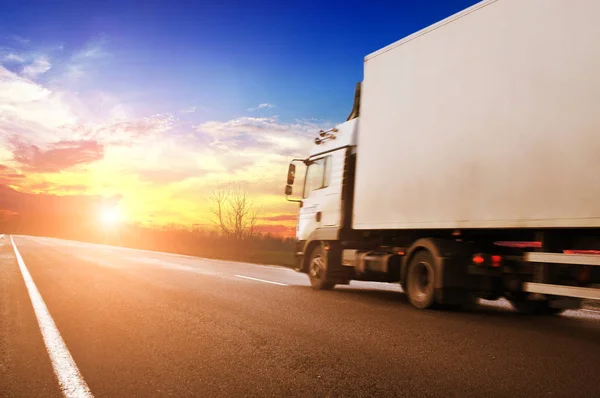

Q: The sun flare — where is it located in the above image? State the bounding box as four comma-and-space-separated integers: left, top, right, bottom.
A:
99, 206, 123, 227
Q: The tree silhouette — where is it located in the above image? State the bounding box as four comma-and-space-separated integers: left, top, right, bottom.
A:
210, 184, 262, 240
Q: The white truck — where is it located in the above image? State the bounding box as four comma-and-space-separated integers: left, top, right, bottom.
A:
284, 0, 600, 313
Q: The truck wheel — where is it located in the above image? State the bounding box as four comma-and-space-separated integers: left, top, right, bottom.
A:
406, 250, 437, 309
308, 245, 335, 291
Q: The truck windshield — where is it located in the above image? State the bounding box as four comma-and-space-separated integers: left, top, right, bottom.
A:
303, 157, 329, 198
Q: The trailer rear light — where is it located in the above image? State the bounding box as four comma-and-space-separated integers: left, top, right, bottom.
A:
473, 254, 485, 265
472, 254, 502, 268
491, 255, 502, 268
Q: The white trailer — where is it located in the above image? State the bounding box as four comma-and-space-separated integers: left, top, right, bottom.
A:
285, 0, 600, 312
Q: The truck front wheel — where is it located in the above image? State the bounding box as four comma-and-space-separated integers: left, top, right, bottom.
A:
308, 245, 335, 291
406, 250, 437, 309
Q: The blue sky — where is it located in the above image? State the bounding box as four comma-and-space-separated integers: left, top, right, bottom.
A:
1, 0, 479, 122
0, 0, 480, 229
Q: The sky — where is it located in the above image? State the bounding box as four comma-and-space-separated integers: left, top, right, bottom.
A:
0, 0, 480, 235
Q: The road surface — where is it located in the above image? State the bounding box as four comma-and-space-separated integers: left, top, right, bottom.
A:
1, 235, 599, 397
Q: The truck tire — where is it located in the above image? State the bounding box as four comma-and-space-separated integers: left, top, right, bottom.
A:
406, 250, 437, 309
308, 245, 335, 291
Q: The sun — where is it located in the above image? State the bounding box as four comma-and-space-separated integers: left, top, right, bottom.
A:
99, 206, 124, 227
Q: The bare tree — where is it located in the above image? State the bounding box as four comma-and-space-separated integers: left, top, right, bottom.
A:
209, 184, 262, 240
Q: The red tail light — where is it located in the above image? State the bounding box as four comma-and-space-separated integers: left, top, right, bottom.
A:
473, 254, 485, 265
491, 255, 502, 267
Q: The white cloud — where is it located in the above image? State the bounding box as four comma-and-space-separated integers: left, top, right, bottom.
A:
195, 116, 326, 166
22, 56, 51, 78
0, 66, 75, 133
0, 63, 175, 148
76, 44, 106, 60
63, 37, 109, 82
3, 53, 25, 63
9, 34, 30, 45
88, 113, 176, 145
247, 103, 275, 112
180, 106, 196, 114
65, 64, 84, 80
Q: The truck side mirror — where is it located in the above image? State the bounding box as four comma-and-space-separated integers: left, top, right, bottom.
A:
287, 164, 296, 185
285, 185, 293, 196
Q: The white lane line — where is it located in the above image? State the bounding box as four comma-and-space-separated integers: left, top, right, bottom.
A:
235, 274, 288, 286
10, 236, 94, 398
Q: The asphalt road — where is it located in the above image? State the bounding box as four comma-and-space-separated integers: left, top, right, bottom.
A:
1, 235, 599, 397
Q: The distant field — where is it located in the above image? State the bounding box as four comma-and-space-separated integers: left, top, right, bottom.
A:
191, 249, 296, 268
247, 250, 296, 267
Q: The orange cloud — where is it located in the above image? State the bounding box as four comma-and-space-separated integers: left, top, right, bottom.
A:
10, 138, 103, 172
261, 214, 297, 222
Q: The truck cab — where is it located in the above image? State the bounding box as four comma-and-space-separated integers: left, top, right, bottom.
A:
290, 119, 358, 242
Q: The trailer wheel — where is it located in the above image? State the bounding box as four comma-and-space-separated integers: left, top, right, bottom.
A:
406, 250, 437, 309
308, 245, 335, 291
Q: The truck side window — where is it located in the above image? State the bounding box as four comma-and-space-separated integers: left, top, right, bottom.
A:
303, 156, 330, 198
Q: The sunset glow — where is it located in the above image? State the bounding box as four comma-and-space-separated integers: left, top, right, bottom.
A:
0, 49, 319, 236
99, 206, 123, 227
0, 0, 397, 237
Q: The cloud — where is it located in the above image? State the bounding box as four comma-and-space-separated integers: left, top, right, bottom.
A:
254, 224, 295, 236
0, 208, 18, 217
9, 34, 30, 45
0, 64, 174, 147
0, 183, 101, 218
27, 181, 87, 193
73, 112, 176, 146
64, 37, 109, 81
21, 56, 52, 78
260, 214, 297, 222
180, 106, 196, 114
196, 116, 318, 155
0, 66, 76, 131
1, 173, 26, 179
3, 53, 25, 63
247, 103, 275, 112
0, 163, 27, 185
189, 116, 327, 195
10, 138, 104, 172
137, 169, 198, 184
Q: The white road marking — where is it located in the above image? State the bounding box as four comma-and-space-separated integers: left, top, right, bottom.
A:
235, 274, 288, 286
10, 236, 94, 398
